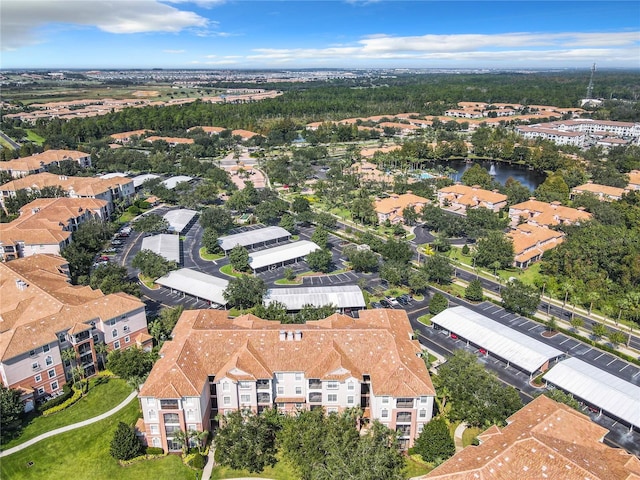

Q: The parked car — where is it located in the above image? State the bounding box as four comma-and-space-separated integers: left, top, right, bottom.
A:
380, 299, 392, 308
450, 333, 458, 340
386, 297, 400, 307
399, 294, 412, 304
478, 348, 487, 355
111, 240, 123, 246
397, 296, 409, 306
370, 302, 382, 309
99, 255, 110, 262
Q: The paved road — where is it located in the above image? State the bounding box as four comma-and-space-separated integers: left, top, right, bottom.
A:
0, 130, 21, 149
0, 391, 138, 457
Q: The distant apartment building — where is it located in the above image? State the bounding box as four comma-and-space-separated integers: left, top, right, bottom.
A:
546, 119, 640, 137
144, 136, 195, 146
571, 181, 627, 202
0, 172, 134, 215
108, 129, 153, 144
628, 170, 640, 191
374, 192, 429, 224
0, 255, 151, 410
0, 150, 92, 178
437, 184, 507, 214
508, 224, 565, 269
515, 126, 587, 147
0, 197, 109, 261
516, 119, 640, 147
138, 309, 435, 452
508, 199, 591, 228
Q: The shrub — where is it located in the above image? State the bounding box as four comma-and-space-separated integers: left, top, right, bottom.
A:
145, 446, 164, 455
110, 421, 143, 461
38, 384, 73, 412
189, 452, 206, 469
41, 387, 83, 416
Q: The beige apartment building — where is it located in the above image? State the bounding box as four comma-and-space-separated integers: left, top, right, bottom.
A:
138, 309, 435, 452
0, 255, 151, 410
508, 198, 591, 228
0, 149, 92, 178
0, 172, 134, 215
437, 184, 507, 214
374, 192, 429, 224
0, 197, 109, 261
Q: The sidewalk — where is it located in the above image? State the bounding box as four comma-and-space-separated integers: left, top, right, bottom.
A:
0, 391, 138, 457
453, 422, 468, 453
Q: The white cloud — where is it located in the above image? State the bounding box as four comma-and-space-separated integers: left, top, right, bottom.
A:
1, 0, 208, 50
246, 31, 640, 66
163, 0, 225, 8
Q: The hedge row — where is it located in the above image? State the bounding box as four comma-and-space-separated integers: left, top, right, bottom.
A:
38, 384, 73, 412
118, 452, 166, 467
42, 388, 82, 417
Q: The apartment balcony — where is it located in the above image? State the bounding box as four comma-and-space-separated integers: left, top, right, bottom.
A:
396, 412, 412, 423
256, 379, 271, 390
396, 398, 414, 409
308, 379, 322, 390
308, 392, 322, 403
257, 392, 271, 404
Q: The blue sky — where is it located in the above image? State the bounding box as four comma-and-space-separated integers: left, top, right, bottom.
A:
1, 1, 639, 69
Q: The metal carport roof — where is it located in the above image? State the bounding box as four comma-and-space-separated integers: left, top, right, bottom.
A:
264, 285, 366, 311
161, 175, 193, 190
155, 268, 228, 305
140, 234, 180, 263
543, 357, 640, 429
163, 209, 197, 234
249, 240, 320, 271
431, 305, 563, 374
218, 226, 290, 252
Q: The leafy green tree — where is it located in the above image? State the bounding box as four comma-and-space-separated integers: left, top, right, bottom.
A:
306, 249, 333, 273
110, 422, 143, 461
540, 390, 581, 411
501, 279, 541, 315
504, 177, 532, 206
132, 249, 178, 279
255, 198, 289, 225
223, 276, 267, 309
344, 246, 379, 273
62, 220, 116, 282
89, 263, 140, 296
465, 207, 508, 241
215, 408, 282, 473
253, 301, 290, 322
429, 292, 448, 315
461, 163, 493, 189
409, 269, 430, 294
228, 245, 251, 272
591, 322, 607, 340
607, 330, 627, 348
315, 212, 337, 230
435, 350, 523, 427
310, 227, 329, 249
149, 306, 184, 343
474, 231, 514, 270
1, 385, 25, 443
380, 260, 407, 287
570, 316, 584, 332
402, 205, 419, 226
293, 304, 337, 323
410, 417, 455, 463
422, 254, 454, 284
202, 227, 220, 254
292, 196, 311, 214
382, 238, 413, 264
283, 267, 296, 281
200, 206, 234, 233
279, 408, 327, 480
534, 173, 570, 203
106, 347, 156, 382
132, 213, 168, 233
279, 213, 296, 233
465, 278, 484, 302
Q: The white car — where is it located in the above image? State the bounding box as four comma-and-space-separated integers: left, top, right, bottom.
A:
386, 297, 400, 307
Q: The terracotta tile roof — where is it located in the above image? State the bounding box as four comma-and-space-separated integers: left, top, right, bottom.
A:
572, 182, 626, 199
0, 255, 144, 360
508, 224, 564, 263
626, 170, 640, 189
108, 129, 152, 140
423, 395, 640, 480
189, 126, 227, 134
140, 308, 434, 399
0, 172, 132, 197
360, 145, 402, 158
438, 184, 507, 206
231, 129, 260, 140
509, 199, 591, 227
0, 150, 89, 174
375, 193, 429, 215
145, 136, 194, 145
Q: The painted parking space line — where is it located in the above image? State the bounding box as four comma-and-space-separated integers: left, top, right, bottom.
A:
594, 353, 605, 361
606, 358, 618, 366
559, 338, 571, 345
528, 325, 538, 331
633, 370, 640, 378
518, 320, 529, 327
500, 313, 510, 318
619, 364, 629, 372
483, 305, 493, 310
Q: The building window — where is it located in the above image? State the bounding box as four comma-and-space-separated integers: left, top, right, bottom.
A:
419, 409, 427, 419
114, 341, 120, 349
295, 372, 303, 381
275, 373, 284, 381
295, 386, 302, 395
381, 396, 389, 404
160, 399, 179, 410
51, 381, 59, 391
45, 356, 53, 366
381, 409, 388, 418
240, 395, 250, 403
223, 396, 231, 406
222, 382, 230, 392
112, 328, 117, 338
58, 334, 66, 343
34, 374, 42, 383
148, 410, 157, 420
187, 410, 195, 420
29, 349, 37, 357
43, 344, 50, 353
124, 336, 130, 344
163, 413, 179, 424
327, 381, 339, 390
347, 381, 355, 391
239, 381, 251, 389
277, 386, 284, 395
149, 424, 159, 434
123, 325, 130, 332
327, 394, 337, 403
347, 396, 354, 404
48, 369, 56, 379
420, 396, 428, 404
37, 387, 45, 395
418, 424, 424, 434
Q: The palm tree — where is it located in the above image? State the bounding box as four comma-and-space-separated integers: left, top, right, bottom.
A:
194, 430, 209, 455
174, 429, 196, 456
94, 342, 109, 371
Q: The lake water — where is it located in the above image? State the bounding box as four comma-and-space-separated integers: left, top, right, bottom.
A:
426, 159, 546, 191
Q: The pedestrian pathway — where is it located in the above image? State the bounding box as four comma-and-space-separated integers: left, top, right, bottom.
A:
0, 390, 138, 457
453, 422, 468, 453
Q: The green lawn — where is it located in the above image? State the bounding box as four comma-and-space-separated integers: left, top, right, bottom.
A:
138, 274, 159, 289
0, 400, 195, 480
199, 247, 224, 261
209, 458, 298, 480
418, 314, 433, 326
26, 130, 45, 145
403, 455, 432, 478
462, 426, 482, 447
274, 278, 303, 285
2, 377, 132, 450
219, 264, 246, 278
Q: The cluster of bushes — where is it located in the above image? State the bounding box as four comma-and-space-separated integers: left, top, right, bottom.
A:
37, 384, 73, 412
184, 452, 206, 470
41, 387, 83, 417
126, 199, 151, 216
118, 448, 166, 467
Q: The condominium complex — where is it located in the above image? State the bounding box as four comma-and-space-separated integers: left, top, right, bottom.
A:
437, 184, 507, 214
0, 197, 109, 261
138, 308, 435, 451
516, 119, 640, 147
374, 192, 429, 224
508, 199, 591, 228
0, 149, 92, 179
0, 254, 150, 410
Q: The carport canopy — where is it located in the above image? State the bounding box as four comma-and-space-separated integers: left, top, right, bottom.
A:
163, 208, 197, 234
155, 268, 229, 306
431, 305, 563, 374
140, 234, 180, 263
219, 226, 291, 253
264, 285, 366, 311
249, 240, 320, 271
543, 357, 640, 429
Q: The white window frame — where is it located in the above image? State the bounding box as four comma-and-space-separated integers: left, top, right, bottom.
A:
381, 409, 388, 418
34, 374, 42, 383
48, 369, 56, 379
222, 382, 230, 392
51, 381, 59, 391
240, 394, 251, 403
112, 328, 118, 338
223, 396, 231, 406
295, 372, 303, 381
277, 386, 284, 395
123, 325, 130, 332
381, 396, 390, 404
114, 340, 120, 349
295, 386, 302, 395
327, 393, 338, 403
124, 336, 130, 344
419, 409, 427, 418
37, 386, 45, 395
43, 344, 50, 353
150, 424, 159, 434
347, 395, 354, 404
327, 381, 339, 390
45, 355, 53, 366
275, 372, 284, 381
347, 381, 355, 391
